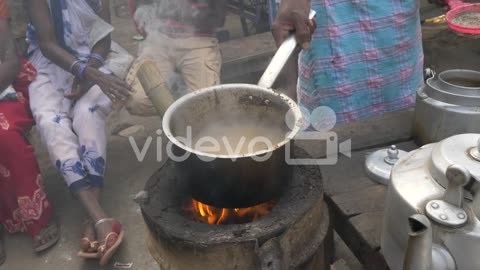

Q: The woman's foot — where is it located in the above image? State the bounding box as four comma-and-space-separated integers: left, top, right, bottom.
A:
32, 222, 60, 253
80, 220, 98, 253
95, 218, 125, 266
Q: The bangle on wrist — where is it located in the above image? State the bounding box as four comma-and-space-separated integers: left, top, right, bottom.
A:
69, 60, 83, 75
87, 53, 106, 65
77, 63, 89, 80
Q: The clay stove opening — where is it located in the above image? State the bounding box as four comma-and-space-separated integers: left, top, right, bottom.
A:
186, 199, 276, 225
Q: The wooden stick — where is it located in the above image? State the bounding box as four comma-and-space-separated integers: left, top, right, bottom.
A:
136, 60, 175, 116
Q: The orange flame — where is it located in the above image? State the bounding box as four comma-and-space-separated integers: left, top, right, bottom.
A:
190, 199, 275, 225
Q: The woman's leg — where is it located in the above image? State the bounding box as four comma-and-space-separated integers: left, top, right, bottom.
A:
0, 99, 57, 250
31, 74, 121, 258
29, 74, 90, 190
72, 85, 111, 189
72, 85, 123, 260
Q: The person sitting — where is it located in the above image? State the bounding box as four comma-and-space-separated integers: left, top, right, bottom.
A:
26, 0, 132, 265
127, 0, 226, 116
0, 0, 59, 265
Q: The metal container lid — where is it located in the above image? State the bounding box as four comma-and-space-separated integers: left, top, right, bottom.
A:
425, 69, 480, 106
429, 134, 480, 189
365, 145, 408, 185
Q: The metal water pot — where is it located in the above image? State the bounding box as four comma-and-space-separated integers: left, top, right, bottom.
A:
382, 133, 480, 270
162, 11, 316, 208
414, 69, 480, 145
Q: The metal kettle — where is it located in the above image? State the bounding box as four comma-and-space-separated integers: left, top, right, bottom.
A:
382, 134, 480, 270
403, 214, 455, 270
414, 69, 480, 145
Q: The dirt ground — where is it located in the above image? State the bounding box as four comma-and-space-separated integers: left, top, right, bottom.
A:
1, 1, 480, 270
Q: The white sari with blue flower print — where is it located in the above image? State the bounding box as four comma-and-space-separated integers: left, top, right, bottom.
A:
27, 0, 115, 192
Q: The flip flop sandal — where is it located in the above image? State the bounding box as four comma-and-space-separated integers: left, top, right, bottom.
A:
33, 222, 60, 253
77, 249, 101, 259
79, 221, 99, 253
80, 239, 99, 253
95, 218, 125, 266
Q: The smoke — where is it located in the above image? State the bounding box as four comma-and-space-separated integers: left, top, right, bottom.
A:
133, 0, 198, 37
133, 1, 196, 98
133, 2, 162, 37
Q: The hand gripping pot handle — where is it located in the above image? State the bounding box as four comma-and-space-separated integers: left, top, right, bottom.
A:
257, 10, 317, 89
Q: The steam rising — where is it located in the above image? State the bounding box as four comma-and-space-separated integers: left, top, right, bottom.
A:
134, 1, 191, 97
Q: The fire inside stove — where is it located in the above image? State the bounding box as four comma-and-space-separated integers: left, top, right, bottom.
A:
187, 199, 275, 225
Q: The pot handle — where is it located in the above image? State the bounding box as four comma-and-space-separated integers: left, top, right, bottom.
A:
257, 10, 317, 89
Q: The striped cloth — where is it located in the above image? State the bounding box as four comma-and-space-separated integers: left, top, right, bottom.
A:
298, 0, 424, 125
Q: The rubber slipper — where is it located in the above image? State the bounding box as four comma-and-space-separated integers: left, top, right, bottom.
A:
77, 249, 101, 259
99, 230, 125, 266
33, 222, 60, 253
79, 221, 99, 253
94, 218, 125, 266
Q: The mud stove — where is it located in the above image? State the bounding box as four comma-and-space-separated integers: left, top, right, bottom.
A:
140, 148, 332, 270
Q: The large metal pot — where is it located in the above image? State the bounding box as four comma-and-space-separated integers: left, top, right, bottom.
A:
162, 86, 301, 208
414, 69, 480, 145
162, 12, 315, 208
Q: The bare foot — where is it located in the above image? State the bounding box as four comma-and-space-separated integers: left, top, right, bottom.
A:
80, 220, 98, 253
32, 222, 60, 253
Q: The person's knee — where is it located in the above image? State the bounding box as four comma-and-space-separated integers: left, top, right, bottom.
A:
31, 111, 61, 128
73, 94, 110, 123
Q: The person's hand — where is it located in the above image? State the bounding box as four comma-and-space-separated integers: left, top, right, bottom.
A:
65, 77, 92, 100
95, 73, 133, 103
272, 0, 316, 49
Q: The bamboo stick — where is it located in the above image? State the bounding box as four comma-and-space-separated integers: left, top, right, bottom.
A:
136, 60, 175, 116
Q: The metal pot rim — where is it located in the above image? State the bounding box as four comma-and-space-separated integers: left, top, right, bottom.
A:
162, 84, 303, 159
438, 69, 480, 90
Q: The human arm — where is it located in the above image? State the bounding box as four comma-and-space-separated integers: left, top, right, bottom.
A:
27, 0, 131, 101
272, 0, 313, 49
87, 0, 111, 69
271, 0, 315, 101
67, 0, 113, 99
0, 18, 19, 93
